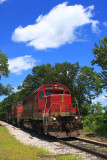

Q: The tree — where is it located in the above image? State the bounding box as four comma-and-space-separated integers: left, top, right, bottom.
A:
0, 84, 13, 96
0, 92, 21, 113
18, 74, 35, 99
0, 50, 10, 77
76, 66, 102, 111
0, 50, 13, 96
91, 37, 107, 88
83, 103, 107, 136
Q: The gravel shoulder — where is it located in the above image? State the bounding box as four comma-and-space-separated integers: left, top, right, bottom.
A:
0, 121, 104, 160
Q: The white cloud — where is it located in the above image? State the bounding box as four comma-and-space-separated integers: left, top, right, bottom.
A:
13, 87, 20, 93
103, 21, 107, 27
91, 20, 100, 33
8, 55, 40, 75
92, 93, 107, 106
0, 0, 6, 4
12, 2, 99, 50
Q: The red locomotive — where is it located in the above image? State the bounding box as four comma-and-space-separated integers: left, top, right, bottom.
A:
13, 101, 23, 125
21, 83, 82, 138
7, 101, 23, 125
1, 83, 82, 138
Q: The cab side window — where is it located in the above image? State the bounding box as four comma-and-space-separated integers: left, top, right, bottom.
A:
39, 91, 44, 99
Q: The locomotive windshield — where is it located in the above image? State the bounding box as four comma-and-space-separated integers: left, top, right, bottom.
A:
17, 104, 21, 107
55, 91, 63, 94
46, 91, 54, 96
46, 91, 63, 96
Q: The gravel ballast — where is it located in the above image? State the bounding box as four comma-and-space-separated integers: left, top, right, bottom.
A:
0, 121, 104, 160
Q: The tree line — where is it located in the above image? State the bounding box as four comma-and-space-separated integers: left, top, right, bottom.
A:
0, 37, 107, 136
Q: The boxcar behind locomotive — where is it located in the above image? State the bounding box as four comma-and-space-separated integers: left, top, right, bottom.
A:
21, 84, 82, 138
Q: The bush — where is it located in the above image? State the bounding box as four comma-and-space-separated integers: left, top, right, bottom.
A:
83, 103, 107, 137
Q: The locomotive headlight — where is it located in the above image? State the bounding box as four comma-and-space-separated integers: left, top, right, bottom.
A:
75, 116, 78, 120
53, 117, 56, 121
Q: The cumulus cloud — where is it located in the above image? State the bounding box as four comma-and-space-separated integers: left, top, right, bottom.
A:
12, 2, 99, 50
0, 0, 6, 4
92, 93, 107, 106
8, 55, 40, 75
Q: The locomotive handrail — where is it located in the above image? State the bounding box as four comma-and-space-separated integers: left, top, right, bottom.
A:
43, 96, 48, 125
72, 97, 80, 116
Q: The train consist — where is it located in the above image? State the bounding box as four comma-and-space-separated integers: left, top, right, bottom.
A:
0, 83, 82, 138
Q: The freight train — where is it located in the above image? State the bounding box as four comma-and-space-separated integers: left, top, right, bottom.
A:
0, 83, 82, 138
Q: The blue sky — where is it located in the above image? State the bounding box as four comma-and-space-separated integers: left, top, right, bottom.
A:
0, 0, 107, 105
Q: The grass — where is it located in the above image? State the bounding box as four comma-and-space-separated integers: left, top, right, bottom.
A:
0, 125, 48, 160
0, 125, 83, 160
79, 130, 107, 143
85, 144, 98, 150
43, 155, 83, 160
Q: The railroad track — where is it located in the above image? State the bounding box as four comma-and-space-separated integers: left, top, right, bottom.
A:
57, 138, 107, 159
75, 137, 107, 148
17, 126, 107, 159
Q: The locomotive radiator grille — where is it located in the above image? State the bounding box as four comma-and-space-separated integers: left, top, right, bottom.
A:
49, 103, 72, 113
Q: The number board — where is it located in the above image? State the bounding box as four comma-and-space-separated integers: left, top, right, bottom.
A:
45, 86, 54, 90
58, 87, 64, 90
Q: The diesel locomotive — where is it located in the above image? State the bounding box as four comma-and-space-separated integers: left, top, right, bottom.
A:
1, 83, 82, 138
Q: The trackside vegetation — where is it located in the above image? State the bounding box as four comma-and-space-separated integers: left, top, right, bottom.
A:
82, 103, 107, 137
0, 125, 83, 160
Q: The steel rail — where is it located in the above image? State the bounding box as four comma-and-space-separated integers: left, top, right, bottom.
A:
58, 139, 107, 159
75, 137, 107, 148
